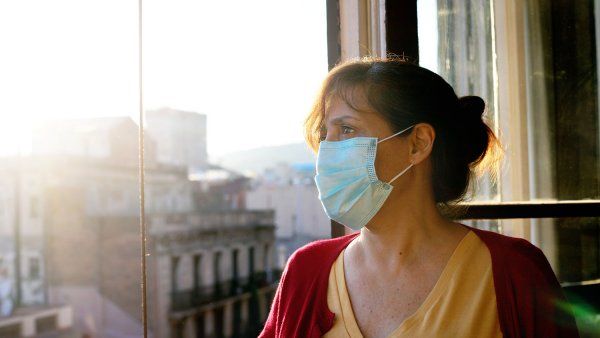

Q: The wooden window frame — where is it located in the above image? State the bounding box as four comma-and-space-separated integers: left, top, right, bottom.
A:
326, 0, 600, 240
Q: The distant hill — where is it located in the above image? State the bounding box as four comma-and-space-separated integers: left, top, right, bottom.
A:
211, 142, 316, 175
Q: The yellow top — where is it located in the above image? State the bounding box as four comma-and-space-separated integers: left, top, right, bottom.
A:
323, 229, 503, 338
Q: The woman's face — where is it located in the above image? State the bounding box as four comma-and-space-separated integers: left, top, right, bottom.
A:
322, 94, 414, 185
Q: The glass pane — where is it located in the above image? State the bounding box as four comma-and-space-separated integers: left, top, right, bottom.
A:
521, 0, 600, 297
143, 1, 328, 337
0, 0, 141, 336
418, 0, 600, 203
524, 0, 600, 201
418, 0, 600, 305
417, 0, 499, 209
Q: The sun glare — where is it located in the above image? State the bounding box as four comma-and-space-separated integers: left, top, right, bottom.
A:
0, 0, 328, 158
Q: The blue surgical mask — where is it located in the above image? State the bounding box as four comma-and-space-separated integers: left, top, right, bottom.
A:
314, 124, 416, 231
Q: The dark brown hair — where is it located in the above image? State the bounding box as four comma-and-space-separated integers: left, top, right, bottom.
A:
304, 57, 503, 207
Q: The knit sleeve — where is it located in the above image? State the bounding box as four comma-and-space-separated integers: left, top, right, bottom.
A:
512, 238, 581, 338
257, 236, 347, 337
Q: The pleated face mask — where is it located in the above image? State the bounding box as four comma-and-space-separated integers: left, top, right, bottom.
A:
314, 124, 416, 231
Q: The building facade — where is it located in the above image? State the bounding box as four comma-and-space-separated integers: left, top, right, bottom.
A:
149, 211, 278, 338
145, 108, 209, 173
246, 162, 330, 266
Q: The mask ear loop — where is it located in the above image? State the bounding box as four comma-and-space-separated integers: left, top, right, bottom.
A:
377, 124, 416, 184
388, 162, 414, 184
377, 124, 416, 144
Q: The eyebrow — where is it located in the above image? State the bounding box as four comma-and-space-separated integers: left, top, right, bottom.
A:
327, 115, 360, 124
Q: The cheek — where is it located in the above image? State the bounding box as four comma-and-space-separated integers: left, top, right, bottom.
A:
374, 144, 405, 180
373, 146, 391, 179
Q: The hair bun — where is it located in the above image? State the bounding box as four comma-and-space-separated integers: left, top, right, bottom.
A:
458, 96, 485, 119
454, 95, 489, 165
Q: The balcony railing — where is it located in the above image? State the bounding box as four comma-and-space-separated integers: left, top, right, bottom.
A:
152, 210, 276, 231
170, 270, 282, 312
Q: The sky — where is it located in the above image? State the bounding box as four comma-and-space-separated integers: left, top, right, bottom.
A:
0, 0, 328, 159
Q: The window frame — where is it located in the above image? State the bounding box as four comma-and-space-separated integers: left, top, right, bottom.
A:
326, 0, 600, 242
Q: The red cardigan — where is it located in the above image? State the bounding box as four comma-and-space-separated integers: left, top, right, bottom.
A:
259, 223, 580, 337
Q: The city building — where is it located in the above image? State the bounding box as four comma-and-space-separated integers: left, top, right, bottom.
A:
0, 305, 73, 337
246, 162, 330, 266
0, 114, 282, 337
0, 163, 46, 307
31, 117, 156, 166
148, 211, 278, 338
190, 164, 250, 212
0, 154, 195, 336
0, 116, 195, 336
145, 108, 209, 173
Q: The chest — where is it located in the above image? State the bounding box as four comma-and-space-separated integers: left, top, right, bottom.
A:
344, 261, 444, 338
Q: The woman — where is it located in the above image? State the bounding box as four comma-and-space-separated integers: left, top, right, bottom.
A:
259, 57, 579, 338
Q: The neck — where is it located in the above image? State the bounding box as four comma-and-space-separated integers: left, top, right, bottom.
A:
351, 183, 461, 272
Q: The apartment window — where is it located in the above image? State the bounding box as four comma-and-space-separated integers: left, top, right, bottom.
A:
30, 196, 38, 219
171, 256, 179, 293
263, 243, 270, 272
193, 254, 202, 289
232, 249, 239, 281
248, 246, 255, 277
213, 251, 222, 286
29, 257, 40, 280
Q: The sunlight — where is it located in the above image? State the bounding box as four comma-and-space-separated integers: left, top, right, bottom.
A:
0, 0, 328, 158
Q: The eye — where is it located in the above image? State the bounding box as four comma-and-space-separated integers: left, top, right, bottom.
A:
341, 125, 355, 135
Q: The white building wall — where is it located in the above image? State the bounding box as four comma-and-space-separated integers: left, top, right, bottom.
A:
246, 184, 329, 240
145, 108, 208, 172
48, 286, 143, 337
0, 172, 46, 306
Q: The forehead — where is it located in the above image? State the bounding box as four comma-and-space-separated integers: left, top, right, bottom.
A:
324, 96, 356, 119
324, 91, 374, 122
321, 90, 394, 134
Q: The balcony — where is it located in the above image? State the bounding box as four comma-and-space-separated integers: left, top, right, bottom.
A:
170, 270, 282, 312
0, 305, 73, 337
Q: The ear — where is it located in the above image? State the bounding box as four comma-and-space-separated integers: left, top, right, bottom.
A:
409, 123, 435, 165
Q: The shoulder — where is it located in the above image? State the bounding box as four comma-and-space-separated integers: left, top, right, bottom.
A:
260, 235, 357, 338
470, 226, 555, 279
462, 226, 580, 336
274, 233, 358, 300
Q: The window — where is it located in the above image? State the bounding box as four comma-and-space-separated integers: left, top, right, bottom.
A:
2, 2, 327, 336
4, 1, 597, 337
29, 257, 40, 280
322, 1, 599, 333
171, 256, 180, 293
231, 249, 239, 282
213, 251, 222, 286
418, 0, 498, 234
416, 0, 600, 281
30, 196, 39, 219
248, 246, 255, 277
1, 3, 143, 337
193, 253, 202, 289
520, 0, 600, 281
